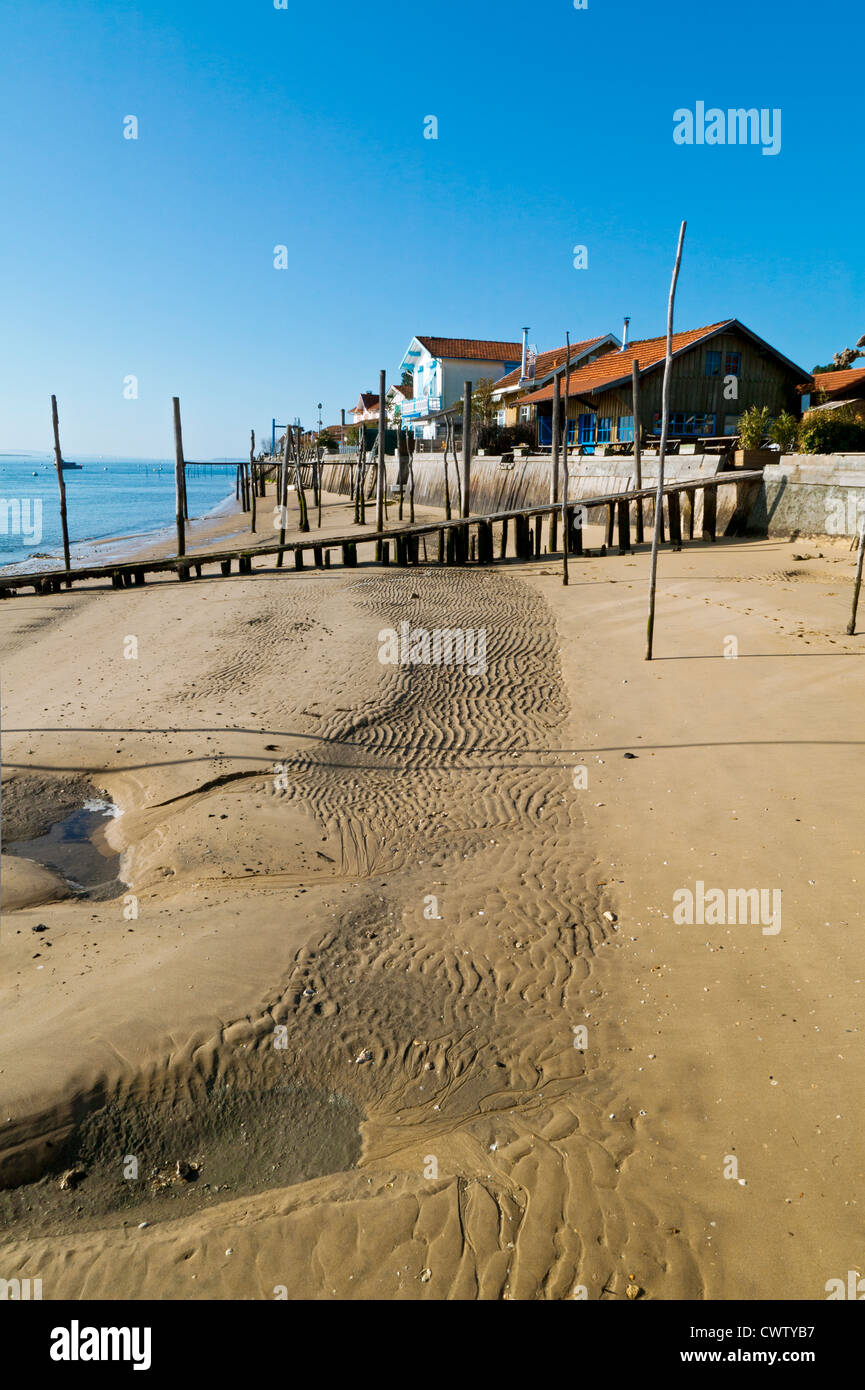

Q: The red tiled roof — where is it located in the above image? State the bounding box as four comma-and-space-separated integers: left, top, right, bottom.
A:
493, 336, 614, 392
809, 366, 865, 396
416, 336, 523, 362
514, 322, 733, 405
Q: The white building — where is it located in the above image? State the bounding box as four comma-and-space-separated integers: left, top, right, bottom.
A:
397, 336, 524, 440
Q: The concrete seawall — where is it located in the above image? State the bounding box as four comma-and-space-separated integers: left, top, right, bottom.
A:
319, 452, 865, 540
755, 455, 865, 537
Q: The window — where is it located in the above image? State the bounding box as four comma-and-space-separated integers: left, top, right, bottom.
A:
519, 406, 530, 423
566, 419, 576, 446
597, 417, 612, 443
724, 351, 741, 378
618, 415, 634, 442
657, 412, 717, 437
577, 413, 596, 444
496, 409, 506, 427
705, 350, 722, 377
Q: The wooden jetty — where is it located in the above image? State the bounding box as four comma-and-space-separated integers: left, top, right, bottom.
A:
0, 471, 763, 599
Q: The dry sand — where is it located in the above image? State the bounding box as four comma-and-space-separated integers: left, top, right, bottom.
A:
0, 489, 862, 1300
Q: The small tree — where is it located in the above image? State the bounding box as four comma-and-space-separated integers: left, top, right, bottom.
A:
472, 377, 498, 426
738, 404, 772, 450
769, 410, 798, 454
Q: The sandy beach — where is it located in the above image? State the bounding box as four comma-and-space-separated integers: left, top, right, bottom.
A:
1, 490, 862, 1300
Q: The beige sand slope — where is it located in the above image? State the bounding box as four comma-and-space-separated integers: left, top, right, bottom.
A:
0, 504, 862, 1300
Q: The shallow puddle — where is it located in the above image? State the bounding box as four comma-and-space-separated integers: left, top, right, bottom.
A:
4, 800, 125, 899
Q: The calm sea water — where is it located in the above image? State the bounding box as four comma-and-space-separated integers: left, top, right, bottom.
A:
0, 455, 239, 569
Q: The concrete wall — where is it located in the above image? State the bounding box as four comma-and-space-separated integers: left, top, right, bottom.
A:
753, 455, 865, 537
320, 451, 865, 540
319, 451, 746, 535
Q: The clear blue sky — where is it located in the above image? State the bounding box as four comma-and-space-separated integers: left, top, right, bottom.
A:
1, 0, 861, 456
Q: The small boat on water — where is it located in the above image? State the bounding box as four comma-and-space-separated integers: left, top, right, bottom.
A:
61, 459, 83, 470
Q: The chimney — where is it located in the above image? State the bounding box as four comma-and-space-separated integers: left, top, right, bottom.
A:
520, 327, 530, 382
340, 408, 346, 427
621, 316, 630, 351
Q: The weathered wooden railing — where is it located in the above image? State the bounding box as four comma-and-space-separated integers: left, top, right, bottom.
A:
0, 471, 763, 597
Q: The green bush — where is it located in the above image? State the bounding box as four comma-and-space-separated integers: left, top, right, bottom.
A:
769, 411, 799, 454
738, 405, 772, 450
798, 406, 865, 454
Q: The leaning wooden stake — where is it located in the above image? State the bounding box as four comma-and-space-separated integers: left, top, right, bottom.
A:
561, 335, 571, 586
847, 515, 865, 634
632, 358, 644, 543
408, 431, 416, 523
172, 396, 186, 557
375, 369, 386, 559
249, 430, 257, 533
276, 426, 290, 566
294, 426, 309, 532
550, 369, 561, 552
50, 394, 72, 578
461, 380, 472, 517
646, 220, 687, 660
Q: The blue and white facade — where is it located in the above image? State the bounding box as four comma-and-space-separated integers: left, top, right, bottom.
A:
398, 337, 522, 440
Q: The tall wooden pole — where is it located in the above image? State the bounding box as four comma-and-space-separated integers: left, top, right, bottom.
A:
550, 369, 561, 552
276, 425, 290, 566
847, 514, 865, 634
632, 358, 644, 544
461, 381, 472, 517
50, 395, 72, 577
646, 220, 687, 660
249, 429, 257, 533
172, 396, 186, 558
294, 425, 309, 531
561, 335, 571, 586
375, 369, 386, 558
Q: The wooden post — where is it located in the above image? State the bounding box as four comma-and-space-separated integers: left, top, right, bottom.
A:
550, 370, 561, 552
606, 501, 615, 547
570, 505, 583, 555
276, 426, 290, 567
702, 482, 717, 541
617, 498, 630, 553
397, 418, 404, 521
500, 517, 508, 559
632, 358, 644, 543
646, 220, 686, 660
50, 395, 72, 577
294, 426, 309, 532
562, 333, 571, 585
172, 396, 186, 558
668, 489, 682, 548
249, 430, 257, 533
408, 431, 416, 523
461, 381, 472, 517
847, 515, 865, 634
375, 369, 386, 559
442, 418, 453, 519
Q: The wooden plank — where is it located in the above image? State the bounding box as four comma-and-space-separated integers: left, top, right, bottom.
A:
0, 474, 762, 596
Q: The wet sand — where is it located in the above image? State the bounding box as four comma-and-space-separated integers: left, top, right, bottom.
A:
0, 491, 862, 1299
